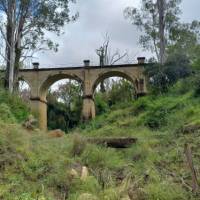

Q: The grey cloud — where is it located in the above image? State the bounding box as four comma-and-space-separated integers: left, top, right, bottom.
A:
36, 0, 200, 68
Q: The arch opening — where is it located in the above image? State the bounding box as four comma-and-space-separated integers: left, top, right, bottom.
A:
18, 79, 31, 103
39, 74, 83, 101
45, 77, 83, 133
93, 71, 137, 115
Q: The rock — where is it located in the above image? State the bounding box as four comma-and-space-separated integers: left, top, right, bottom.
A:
48, 129, 65, 138
128, 187, 146, 200
81, 166, 89, 180
70, 168, 79, 178
121, 196, 131, 200
23, 115, 38, 130
77, 193, 98, 200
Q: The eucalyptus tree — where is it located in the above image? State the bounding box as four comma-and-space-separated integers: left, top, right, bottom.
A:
124, 0, 182, 65
0, 0, 78, 92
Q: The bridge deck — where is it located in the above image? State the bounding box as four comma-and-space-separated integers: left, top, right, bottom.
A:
19, 63, 144, 72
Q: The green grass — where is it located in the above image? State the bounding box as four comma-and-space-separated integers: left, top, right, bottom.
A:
1, 76, 200, 199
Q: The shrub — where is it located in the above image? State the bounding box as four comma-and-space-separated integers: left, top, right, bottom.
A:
145, 181, 187, 200
132, 97, 152, 115
71, 134, 87, 156
81, 145, 124, 170
0, 103, 16, 123
95, 94, 109, 115
0, 89, 29, 122
194, 74, 200, 97
146, 57, 192, 94
144, 106, 169, 129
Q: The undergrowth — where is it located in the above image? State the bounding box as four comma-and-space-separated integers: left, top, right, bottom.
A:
0, 76, 200, 199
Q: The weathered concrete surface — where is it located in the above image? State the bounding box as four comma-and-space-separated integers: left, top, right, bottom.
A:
18, 63, 147, 130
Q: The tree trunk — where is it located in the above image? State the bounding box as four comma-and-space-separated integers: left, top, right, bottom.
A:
100, 81, 106, 93
4, 18, 12, 89
184, 143, 199, 193
9, 41, 15, 93
157, 0, 165, 65
13, 45, 22, 92
6, 0, 16, 93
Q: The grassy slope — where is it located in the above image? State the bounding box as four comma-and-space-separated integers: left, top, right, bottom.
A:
0, 77, 200, 200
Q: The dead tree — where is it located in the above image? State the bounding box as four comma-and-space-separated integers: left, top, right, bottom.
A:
96, 34, 128, 92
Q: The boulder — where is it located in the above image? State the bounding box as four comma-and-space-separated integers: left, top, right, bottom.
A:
23, 115, 38, 130
48, 129, 65, 138
81, 166, 89, 180
70, 168, 79, 178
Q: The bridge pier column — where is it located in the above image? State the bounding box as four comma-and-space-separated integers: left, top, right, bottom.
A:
30, 97, 47, 131
136, 77, 147, 96
82, 95, 95, 121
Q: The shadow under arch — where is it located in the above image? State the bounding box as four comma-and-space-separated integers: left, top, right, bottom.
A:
92, 70, 138, 94
39, 73, 83, 101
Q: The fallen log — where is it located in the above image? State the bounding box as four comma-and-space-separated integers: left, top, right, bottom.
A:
87, 137, 137, 148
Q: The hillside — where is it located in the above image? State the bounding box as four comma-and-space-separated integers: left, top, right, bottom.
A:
0, 75, 200, 200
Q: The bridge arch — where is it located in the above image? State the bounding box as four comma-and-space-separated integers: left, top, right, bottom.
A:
37, 73, 83, 130
39, 73, 83, 101
91, 70, 138, 94
18, 62, 147, 131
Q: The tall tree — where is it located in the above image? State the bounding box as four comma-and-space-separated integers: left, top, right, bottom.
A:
124, 0, 182, 64
0, 0, 78, 92
157, 0, 165, 64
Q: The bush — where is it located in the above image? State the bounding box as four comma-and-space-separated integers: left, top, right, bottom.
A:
0, 89, 29, 122
71, 134, 87, 156
146, 57, 192, 94
194, 73, 200, 97
95, 94, 109, 115
81, 144, 124, 170
132, 97, 152, 115
0, 103, 16, 123
144, 106, 169, 129
145, 181, 187, 200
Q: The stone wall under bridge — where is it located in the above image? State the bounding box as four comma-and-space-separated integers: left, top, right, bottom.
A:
18, 60, 147, 130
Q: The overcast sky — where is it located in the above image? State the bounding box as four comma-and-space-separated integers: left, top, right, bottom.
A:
35, 0, 200, 68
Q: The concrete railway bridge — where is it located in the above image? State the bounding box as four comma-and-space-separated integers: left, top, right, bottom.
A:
18, 58, 147, 130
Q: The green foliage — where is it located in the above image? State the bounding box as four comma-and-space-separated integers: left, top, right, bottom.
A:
0, 89, 29, 122
124, 0, 182, 60
71, 134, 87, 156
47, 81, 83, 132
145, 181, 187, 200
193, 73, 200, 97
81, 144, 125, 170
68, 177, 100, 199
95, 93, 109, 115
0, 0, 78, 62
146, 56, 192, 94
1, 74, 200, 199
144, 105, 169, 129
0, 103, 16, 123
